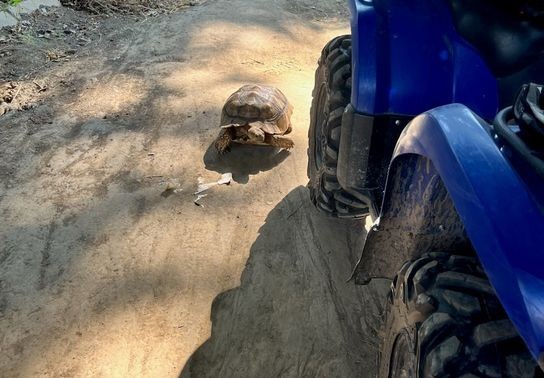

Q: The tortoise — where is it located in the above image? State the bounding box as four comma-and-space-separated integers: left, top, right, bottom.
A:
214, 84, 294, 153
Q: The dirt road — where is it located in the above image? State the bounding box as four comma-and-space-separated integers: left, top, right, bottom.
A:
0, 1, 388, 376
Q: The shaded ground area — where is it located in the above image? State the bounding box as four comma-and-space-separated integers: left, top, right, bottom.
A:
0, 0, 387, 376
182, 187, 388, 378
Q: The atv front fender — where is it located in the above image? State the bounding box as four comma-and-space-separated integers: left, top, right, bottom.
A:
353, 104, 544, 366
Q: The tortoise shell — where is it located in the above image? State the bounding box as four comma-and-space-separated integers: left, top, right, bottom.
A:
220, 84, 293, 135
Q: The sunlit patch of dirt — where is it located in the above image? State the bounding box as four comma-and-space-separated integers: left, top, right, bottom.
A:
66, 74, 147, 119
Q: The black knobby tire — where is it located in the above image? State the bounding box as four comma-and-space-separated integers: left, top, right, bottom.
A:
307, 35, 368, 218
380, 252, 541, 378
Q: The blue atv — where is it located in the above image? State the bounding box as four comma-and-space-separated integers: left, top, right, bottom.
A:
307, 1, 544, 376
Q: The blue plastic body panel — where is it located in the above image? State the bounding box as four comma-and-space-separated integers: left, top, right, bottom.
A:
390, 104, 544, 363
348, 0, 499, 119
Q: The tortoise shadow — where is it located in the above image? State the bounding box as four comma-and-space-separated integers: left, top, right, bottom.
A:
203, 142, 290, 184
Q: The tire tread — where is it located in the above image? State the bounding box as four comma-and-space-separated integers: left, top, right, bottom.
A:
380, 253, 540, 377
307, 35, 368, 218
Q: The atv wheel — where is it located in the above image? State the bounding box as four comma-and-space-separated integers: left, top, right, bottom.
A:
380, 253, 541, 378
307, 35, 368, 218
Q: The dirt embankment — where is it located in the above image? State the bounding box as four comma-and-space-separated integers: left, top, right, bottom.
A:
0, 0, 388, 376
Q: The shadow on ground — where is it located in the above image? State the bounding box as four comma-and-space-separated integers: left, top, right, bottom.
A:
203, 143, 290, 183
180, 186, 389, 378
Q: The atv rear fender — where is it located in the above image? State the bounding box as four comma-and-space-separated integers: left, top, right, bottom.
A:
353, 103, 544, 366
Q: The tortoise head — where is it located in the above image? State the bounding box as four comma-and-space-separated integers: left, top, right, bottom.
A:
247, 125, 265, 143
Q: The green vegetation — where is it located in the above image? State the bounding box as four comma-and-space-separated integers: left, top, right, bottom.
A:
0, 0, 22, 12
2, 0, 24, 6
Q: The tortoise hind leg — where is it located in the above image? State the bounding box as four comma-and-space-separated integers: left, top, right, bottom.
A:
214, 128, 234, 154
266, 134, 294, 150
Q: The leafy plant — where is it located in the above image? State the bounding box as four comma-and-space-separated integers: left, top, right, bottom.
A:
1, 0, 24, 5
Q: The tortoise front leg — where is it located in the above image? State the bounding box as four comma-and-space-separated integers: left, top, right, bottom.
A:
266, 134, 294, 150
214, 128, 234, 154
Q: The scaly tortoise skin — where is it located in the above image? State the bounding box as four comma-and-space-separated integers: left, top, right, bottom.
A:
214, 84, 294, 153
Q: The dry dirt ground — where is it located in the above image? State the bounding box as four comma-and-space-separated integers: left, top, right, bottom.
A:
0, 1, 389, 376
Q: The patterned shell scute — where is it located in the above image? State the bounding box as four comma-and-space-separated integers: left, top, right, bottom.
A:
221, 84, 293, 135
